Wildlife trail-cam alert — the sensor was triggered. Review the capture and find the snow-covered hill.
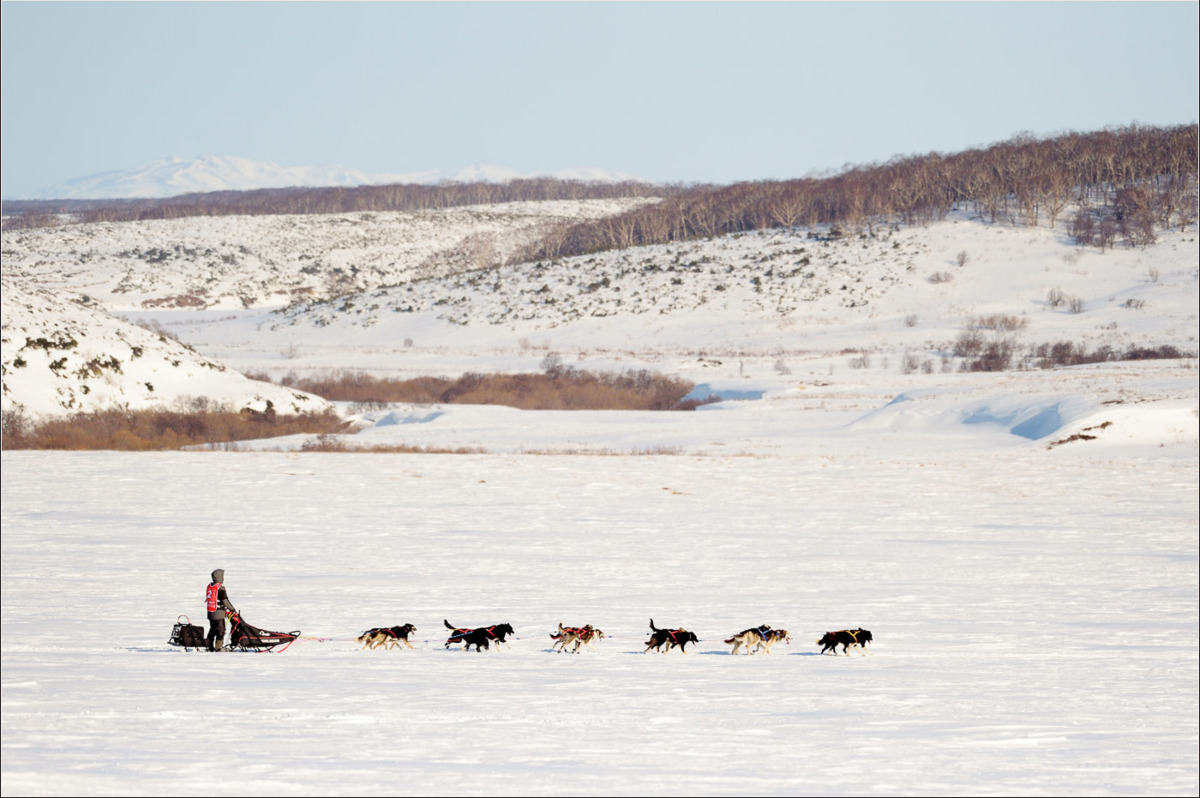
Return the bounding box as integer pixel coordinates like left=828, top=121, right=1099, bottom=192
left=21, top=155, right=644, bottom=200
left=1, top=198, right=658, bottom=310
left=270, top=215, right=1198, bottom=353
left=0, top=276, right=330, bottom=419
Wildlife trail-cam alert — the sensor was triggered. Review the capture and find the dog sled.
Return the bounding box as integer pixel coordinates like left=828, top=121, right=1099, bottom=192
left=227, top=610, right=300, bottom=652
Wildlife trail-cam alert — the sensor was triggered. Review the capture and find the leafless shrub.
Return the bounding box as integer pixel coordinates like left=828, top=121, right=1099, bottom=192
left=773, top=359, right=792, bottom=375
left=962, top=338, right=1016, bottom=372
left=1069, top=210, right=1096, bottom=246
left=967, top=314, right=1028, bottom=332
left=1147, top=267, right=1160, bottom=283
left=927, top=271, right=954, bottom=284
left=1122, top=344, right=1188, bottom=360
left=904, top=314, right=919, bottom=328
left=1123, top=298, right=1146, bottom=309
left=900, top=352, right=922, bottom=374
left=301, top=433, right=348, bottom=452
left=1031, top=341, right=1188, bottom=369
left=1048, top=288, right=1084, bottom=313
left=847, top=350, right=872, bottom=369
left=953, top=331, right=985, bottom=358
left=956, top=250, right=970, bottom=268
left=1, top=407, right=34, bottom=448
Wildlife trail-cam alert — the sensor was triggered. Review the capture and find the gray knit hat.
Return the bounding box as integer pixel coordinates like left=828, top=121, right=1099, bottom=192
left=212, top=569, right=225, bottom=583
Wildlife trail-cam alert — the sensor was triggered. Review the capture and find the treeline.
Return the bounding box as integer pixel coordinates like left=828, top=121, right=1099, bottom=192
left=259, top=367, right=710, bottom=411
left=6, top=124, right=1194, bottom=256
left=511, top=124, right=1198, bottom=262
left=1, top=178, right=676, bottom=230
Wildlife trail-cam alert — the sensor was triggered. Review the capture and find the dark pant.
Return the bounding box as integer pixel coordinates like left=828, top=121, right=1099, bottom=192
left=206, top=613, right=226, bottom=651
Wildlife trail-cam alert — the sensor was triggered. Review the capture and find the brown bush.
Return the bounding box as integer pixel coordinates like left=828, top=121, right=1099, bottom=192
left=271, top=369, right=706, bottom=411
left=1, top=407, right=348, bottom=450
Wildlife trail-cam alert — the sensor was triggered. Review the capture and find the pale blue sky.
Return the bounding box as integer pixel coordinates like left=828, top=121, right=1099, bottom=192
left=2, top=1, right=1197, bottom=198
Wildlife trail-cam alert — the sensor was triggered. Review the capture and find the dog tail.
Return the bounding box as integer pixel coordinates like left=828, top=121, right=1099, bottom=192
left=724, top=637, right=735, bottom=644
left=650, top=618, right=660, bottom=632
left=444, top=619, right=455, bottom=630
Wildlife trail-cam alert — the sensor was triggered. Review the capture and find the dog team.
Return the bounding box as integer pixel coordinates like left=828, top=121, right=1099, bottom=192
left=353, top=619, right=874, bottom=655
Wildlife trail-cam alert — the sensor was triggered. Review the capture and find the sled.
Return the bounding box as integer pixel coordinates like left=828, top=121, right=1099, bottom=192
left=227, top=610, right=300, bottom=652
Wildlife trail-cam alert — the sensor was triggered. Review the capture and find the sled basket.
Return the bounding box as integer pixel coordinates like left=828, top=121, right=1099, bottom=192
left=227, top=610, right=300, bottom=652
left=169, top=615, right=206, bottom=650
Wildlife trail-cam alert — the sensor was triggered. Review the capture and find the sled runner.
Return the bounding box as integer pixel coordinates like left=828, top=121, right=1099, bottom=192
left=168, top=615, right=206, bottom=650
left=227, top=610, right=300, bottom=652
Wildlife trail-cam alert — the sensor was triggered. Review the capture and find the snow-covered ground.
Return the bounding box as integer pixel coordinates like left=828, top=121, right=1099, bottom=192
left=2, top=205, right=1198, bottom=794
left=2, top=444, right=1197, bottom=795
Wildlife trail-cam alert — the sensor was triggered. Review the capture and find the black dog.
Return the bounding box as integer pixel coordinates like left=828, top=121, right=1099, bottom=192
left=817, top=628, right=873, bottom=656
left=444, top=620, right=515, bottom=652
left=646, top=619, right=699, bottom=654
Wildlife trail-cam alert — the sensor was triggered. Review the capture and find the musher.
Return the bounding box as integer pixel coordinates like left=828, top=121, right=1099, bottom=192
left=205, top=569, right=236, bottom=652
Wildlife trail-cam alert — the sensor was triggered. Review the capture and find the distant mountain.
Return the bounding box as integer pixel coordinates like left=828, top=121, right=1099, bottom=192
left=24, top=156, right=643, bottom=200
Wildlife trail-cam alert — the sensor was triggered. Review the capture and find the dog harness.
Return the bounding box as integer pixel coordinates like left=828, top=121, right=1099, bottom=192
left=448, top=625, right=499, bottom=641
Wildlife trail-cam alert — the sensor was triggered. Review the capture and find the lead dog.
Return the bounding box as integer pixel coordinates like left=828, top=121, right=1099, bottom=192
left=357, top=623, right=417, bottom=650
left=444, top=620, right=515, bottom=652
left=646, top=619, right=699, bottom=654
left=817, top=628, right=873, bottom=656
left=754, top=628, right=791, bottom=654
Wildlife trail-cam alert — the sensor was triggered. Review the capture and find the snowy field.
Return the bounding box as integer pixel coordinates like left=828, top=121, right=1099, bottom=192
left=2, top=439, right=1197, bottom=795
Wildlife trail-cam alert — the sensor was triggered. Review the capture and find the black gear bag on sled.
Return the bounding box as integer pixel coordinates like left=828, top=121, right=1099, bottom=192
left=227, top=610, right=300, bottom=652
left=168, top=615, right=207, bottom=650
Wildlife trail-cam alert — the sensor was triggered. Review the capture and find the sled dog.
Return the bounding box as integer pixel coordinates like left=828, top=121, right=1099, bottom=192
left=357, top=624, right=417, bottom=650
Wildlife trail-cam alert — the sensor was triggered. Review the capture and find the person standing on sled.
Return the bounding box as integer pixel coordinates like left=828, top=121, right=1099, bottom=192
left=205, top=569, right=236, bottom=652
